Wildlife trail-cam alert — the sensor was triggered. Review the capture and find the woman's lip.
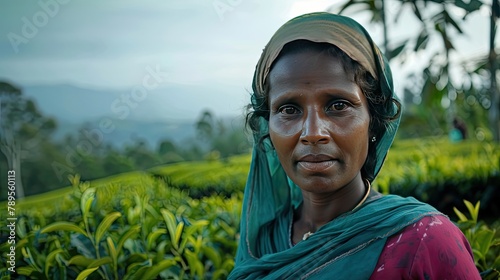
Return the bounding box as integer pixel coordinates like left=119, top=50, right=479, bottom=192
left=297, top=154, right=335, bottom=162
left=297, top=160, right=336, bottom=172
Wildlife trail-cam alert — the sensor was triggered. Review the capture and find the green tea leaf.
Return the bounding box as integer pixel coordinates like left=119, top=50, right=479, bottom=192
left=41, top=222, right=87, bottom=237
left=45, top=248, right=64, bottom=278
left=67, top=255, right=95, bottom=267
left=95, top=212, right=121, bottom=244
left=202, top=245, right=221, bottom=269
left=219, top=220, right=235, bottom=236
left=54, top=253, right=67, bottom=280
left=15, top=238, right=29, bottom=250
left=212, top=268, right=229, bottom=280
left=88, top=256, right=113, bottom=268
left=107, top=236, right=117, bottom=264
left=129, top=266, right=150, bottom=280
left=181, top=220, right=208, bottom=251
left=145, top=204, right=161, bottom=220
left=161, top=209, right=177, bottom=246
left=174, top=222, right=184, bottom=250
left=126, top=259, right=152, bottom=280
left=453, top=207, right=468, bottom=223
left=80, top=188, right=96, bottom=218
left=141, top=259, right=177, bottom=280
left=117, top=225, right=141, bottom=255
left=124, top=254, right=149, bottom=269
left=493, top=254, right=500, bottom=270
left=69, top=174, right=81, bottom=188
left=17, top=266, right=35, bottom=276
left=0, top=241, right=11, bottom=252
left=147, top=228, right=166, bottom=251
left=473, top=201, right=480, bottom=223
left=76, top=266, right=99, bottom=280
left=463, top=200, right=477, bottom=223
left=472, top=248, right=484, bottom=263
left=185, top=249, right=204, bottom=278
left=185, top=220, right=209, bottom=236
left=221, top=258, right=235, bottom=271
left=475, top=229, right=494, bottom=259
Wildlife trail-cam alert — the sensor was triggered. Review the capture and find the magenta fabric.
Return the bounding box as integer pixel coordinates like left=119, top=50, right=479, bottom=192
left=370, top=215, right=481, bottom=279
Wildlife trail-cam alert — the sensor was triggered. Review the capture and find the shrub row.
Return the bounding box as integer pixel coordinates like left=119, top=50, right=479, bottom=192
left=377, top=138, right=500, bottom=218
left=0, top=176, right=241, bottom=279
left=148, top=155, right=250, bottom=199
left=151, top=138, right=500, bottom=218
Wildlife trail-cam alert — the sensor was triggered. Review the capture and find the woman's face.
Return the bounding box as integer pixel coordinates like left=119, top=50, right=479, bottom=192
left=268, top=49, right=370, bottom=193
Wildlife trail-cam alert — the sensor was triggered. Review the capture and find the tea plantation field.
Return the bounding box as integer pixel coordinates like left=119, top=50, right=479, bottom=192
left=0, top=137, right=499, bottom=279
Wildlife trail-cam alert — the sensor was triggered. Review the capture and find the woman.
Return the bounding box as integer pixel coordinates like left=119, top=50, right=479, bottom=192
left=229, top=12, right=480, bottom=279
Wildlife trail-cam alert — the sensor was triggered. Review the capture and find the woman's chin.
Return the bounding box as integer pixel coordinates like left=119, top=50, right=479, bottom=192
left=293, top=177, right=343, bottom=194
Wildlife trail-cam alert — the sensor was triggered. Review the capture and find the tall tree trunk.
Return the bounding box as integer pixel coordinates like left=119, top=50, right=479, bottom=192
left=1, top=142, right=25, bottom=198
left=490, top=0, right=499, bottom=142
left=380, top=0, right=388, bottom=53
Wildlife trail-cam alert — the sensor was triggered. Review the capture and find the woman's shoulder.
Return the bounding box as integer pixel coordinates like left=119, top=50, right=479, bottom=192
left=370, top=215, right=481, bottom=280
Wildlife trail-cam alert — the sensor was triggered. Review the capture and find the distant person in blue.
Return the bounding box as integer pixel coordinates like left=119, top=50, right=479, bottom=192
left=450, top=117, right=467, bottom=142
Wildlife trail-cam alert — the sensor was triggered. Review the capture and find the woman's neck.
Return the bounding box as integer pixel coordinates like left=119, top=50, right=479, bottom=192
left=292, top=176, right=367, bottom=244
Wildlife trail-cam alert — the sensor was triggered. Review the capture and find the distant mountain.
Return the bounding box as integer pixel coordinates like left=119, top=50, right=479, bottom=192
left=22, top=83, right=247, bottom=122
left=23, top=84, right=124, bottom=122
left=20, top=83, right=248, bottom=147
left=54, top=118, right=198, bottom=148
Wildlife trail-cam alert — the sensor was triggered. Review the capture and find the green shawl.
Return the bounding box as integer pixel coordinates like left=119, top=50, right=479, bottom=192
left=229, top=12, right=441, bottom=279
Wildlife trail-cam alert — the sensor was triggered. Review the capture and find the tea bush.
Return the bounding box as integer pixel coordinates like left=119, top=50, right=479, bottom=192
left=0, top=176, right=241, bottom=279
left=377, top=138, right=500, bottom=217
left=1, top=138, right=499, bottom=279
left=148, top=154, right=250, bottom=199
left=454, top=201, right=500, bottom=278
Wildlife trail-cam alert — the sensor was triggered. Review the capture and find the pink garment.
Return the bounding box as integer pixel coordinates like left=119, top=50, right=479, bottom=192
left=370, top=215, right=481, bottom=279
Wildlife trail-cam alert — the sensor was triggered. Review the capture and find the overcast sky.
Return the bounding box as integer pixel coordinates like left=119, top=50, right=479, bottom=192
left=0, top=0, right=495, bottom=119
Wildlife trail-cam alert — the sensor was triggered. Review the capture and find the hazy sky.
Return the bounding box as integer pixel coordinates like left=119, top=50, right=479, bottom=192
left=0, top=0, right=495, bottom=119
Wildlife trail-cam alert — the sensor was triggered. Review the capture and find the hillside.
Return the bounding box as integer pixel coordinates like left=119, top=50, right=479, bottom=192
left=21, top=83, right=249, bottom=147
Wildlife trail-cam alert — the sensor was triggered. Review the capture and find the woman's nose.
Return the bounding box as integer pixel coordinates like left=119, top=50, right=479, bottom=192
left=300, top=111, right=331, bottom=145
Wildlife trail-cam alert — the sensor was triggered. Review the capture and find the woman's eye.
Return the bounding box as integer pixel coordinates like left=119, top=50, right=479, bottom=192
left=278, top=106, right=299, bottom=115
left=329, top=101, right=348, bottom=111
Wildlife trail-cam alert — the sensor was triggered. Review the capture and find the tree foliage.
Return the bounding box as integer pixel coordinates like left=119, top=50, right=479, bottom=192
left=332, top=0, right=496, bottom=140
left=0, top=81, right=57, bottom=198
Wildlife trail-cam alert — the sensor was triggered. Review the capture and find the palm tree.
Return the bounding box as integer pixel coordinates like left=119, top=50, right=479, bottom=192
left=196, top=110, right=215, bottom=142
left=489, top=0, right=499, bottom=141
left=331, top=0, right=494, bottom=139
left=332, top=0, right=483, bottom=60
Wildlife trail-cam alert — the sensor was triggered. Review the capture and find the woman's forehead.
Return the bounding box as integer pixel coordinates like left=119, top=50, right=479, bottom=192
left=267, top=51, right=362, bottom=103
left=269, top=49, right=351, bottom=82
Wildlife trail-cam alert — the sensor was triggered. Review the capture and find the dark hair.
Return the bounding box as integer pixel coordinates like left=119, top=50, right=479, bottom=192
left=246, top=40, right=400, bottom=181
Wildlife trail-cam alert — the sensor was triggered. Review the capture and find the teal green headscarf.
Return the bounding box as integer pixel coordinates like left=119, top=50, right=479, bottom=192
left=229, top=12, right=441, bottom=279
